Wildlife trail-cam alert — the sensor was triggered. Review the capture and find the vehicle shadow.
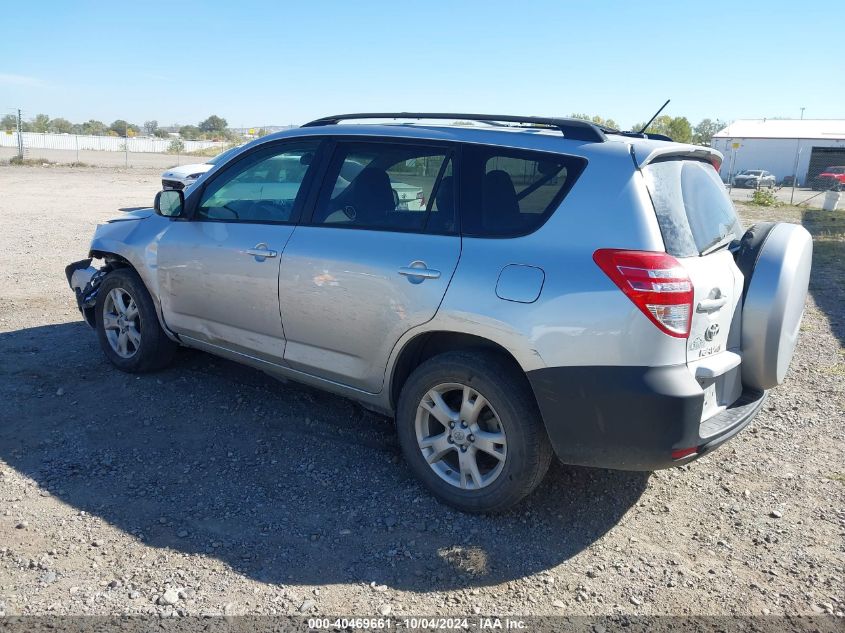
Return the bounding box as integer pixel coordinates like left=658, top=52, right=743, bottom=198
left=801, top=208, right=845, bottom=347
left=0, top=322, right=649, bottom=591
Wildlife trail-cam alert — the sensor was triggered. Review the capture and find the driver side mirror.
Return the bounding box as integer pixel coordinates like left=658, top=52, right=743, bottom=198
left=154, top=189, right=185, bottom=218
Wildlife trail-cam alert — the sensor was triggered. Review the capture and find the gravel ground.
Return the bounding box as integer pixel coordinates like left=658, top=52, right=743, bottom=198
left=0, top=165, right=843, bottom=619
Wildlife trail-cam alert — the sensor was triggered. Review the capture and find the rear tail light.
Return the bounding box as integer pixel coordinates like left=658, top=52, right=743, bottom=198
left=593, top=249, right=693, bottom=338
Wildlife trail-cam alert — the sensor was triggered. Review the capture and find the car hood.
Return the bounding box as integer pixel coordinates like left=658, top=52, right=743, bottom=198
left=162, top=163, right=212, bottom=178
left=104, top=208, right=155, bottom=223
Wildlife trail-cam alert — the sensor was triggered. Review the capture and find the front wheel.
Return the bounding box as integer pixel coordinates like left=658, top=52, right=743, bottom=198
left=396, top=351, right=552, bottom=513
left=95, top=268, right=177, bottom=372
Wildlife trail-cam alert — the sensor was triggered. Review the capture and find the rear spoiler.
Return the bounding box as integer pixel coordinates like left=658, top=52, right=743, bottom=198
left=634, top=145, right=724, bottom=171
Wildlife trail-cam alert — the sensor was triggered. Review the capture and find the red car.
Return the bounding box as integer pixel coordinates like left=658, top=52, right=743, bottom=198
left=813, top=165, right=845, bottom=190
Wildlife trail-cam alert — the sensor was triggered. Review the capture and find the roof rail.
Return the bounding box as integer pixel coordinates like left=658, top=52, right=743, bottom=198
left=613, top=130, right=675, bottom=142
left=301, top=112, right=607, bottom=143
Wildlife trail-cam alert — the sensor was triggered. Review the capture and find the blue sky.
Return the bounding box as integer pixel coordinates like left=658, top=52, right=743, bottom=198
left=0, top=0, right=838, bottom=129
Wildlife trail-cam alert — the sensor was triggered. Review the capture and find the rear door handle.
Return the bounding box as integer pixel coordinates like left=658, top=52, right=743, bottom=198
left=697, top=297, right=728, bottom=312
left=245, top=243, right=278, bottom=259
left=398, top=261, right=441, bottom=283
left=398, top=267, right=440, bottom=279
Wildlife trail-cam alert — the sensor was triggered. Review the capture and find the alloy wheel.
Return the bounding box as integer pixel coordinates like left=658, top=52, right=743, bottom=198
left=102, top=287, right=141, bottom=358
left=414, top=383, right=507, bottom=490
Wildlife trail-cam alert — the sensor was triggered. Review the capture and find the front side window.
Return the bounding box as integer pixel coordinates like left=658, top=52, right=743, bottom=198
left=196, top=141, right=320, bottom=223
left=460, top=145, right=586, bottom=237
left=312, top=142, right=455, bottom=233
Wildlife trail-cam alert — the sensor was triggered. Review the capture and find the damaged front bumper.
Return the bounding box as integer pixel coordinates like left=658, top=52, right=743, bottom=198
left=65, top=259, right=106, bottom=328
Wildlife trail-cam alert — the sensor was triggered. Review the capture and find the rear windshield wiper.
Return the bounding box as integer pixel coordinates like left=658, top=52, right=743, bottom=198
left=700, top=232, right=736, bottom=256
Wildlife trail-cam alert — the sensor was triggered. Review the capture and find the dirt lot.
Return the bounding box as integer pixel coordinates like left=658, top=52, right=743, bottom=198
left=0, top=165, right=843, bottom=619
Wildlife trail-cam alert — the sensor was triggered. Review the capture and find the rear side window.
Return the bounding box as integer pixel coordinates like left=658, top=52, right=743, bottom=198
left=643, top=159, right=742, bottom=257
left=460, top=145, right=586, bottom=237
left=311, top=141, right=455, bottom=233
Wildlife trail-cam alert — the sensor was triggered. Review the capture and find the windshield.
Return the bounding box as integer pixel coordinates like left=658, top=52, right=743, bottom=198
left=824, top=166, right=845, bottom=174
left=741, top=170, right=763, bottom=176
left=643, top=159, right=743, bottom=258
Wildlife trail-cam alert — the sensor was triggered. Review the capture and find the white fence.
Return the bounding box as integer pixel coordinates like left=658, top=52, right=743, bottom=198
left=0, top=132, right=225, bottom=154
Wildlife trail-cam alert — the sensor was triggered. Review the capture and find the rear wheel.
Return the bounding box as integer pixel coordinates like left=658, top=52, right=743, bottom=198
left=95, top=268, right=177, bottom=372
left=396, top=351, right=552, bottom=513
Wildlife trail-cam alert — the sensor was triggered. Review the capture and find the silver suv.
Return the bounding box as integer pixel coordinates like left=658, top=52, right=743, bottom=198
left=66, top=113, right=813, bottom=513
left=733, top=169, right=776, bottom=189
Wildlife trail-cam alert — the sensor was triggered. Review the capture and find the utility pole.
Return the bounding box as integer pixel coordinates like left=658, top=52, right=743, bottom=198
left=800, top=107, right=805, bottom=120
left=727, top=142, right=739, bottom=193
left=790, top=141, right=802, bottom=205
left=16, top=108, right=24, bottom=159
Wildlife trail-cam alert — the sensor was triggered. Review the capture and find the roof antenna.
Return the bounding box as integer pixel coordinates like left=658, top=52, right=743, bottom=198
left=637, top=99, right=670, bottom=134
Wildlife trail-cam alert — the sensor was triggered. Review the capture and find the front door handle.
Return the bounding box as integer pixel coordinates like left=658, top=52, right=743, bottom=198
left=398, top=261, right=441, bottom=283
left=245, top=243, right=278, bottom=260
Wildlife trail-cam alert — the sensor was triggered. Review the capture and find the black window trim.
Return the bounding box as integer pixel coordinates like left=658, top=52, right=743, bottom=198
left=457, top=143, right=588, bottom=239
left=300, top=136, right=461, bottom=236
left=182, top=138, right=328, bottom=226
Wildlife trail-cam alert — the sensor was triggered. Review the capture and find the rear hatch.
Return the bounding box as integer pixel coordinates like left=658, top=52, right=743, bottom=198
left=642, top=158, right=745, bottom=422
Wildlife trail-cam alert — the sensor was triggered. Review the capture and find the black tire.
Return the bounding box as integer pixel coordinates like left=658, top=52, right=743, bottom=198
left=95, top=267, right=177, bottom=372
left=396, top=351, right=552, bottom=513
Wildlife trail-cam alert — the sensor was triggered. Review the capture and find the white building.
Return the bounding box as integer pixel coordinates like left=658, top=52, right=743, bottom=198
left=711, top=119, right=845, bottom=185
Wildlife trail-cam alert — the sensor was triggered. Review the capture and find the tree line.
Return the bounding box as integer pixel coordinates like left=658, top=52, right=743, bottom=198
left=569, top=113, right=727, bottom=145
left=3, top=111, right=729, bottom=146
left=1, top=113, right=238, bottom=141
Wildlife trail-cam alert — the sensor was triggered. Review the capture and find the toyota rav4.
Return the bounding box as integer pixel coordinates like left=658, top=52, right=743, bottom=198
left=66, top=113, right=813, bottom=513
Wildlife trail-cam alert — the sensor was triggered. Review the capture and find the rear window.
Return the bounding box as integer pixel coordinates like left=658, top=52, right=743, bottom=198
left=460, top=145, right=586, bottom=237
left=643, top=159, right=742, bottom=258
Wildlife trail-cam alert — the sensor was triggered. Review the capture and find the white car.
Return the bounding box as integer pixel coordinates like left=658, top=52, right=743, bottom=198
left=162, top=147, right=425, bottom=209
left=161, top=146, right=241, bottom=191
left=733, top=169, right=776, bottom=189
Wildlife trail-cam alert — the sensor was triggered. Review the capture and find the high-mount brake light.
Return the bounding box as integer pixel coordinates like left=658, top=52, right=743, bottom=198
left=593, top=249, right=693, bottom=338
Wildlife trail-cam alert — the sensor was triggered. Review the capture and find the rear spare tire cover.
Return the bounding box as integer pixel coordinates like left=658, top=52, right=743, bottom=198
left=739, top=223, right=813, bottom=390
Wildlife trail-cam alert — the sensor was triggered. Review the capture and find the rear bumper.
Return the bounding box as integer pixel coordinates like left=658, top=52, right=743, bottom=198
left=527, top=365, right=765, bottom=471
